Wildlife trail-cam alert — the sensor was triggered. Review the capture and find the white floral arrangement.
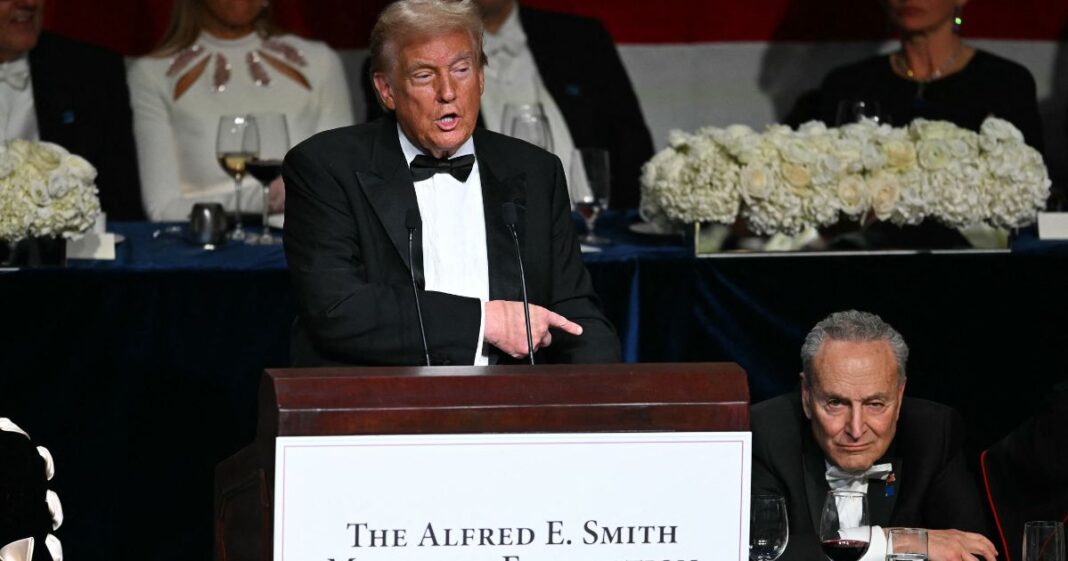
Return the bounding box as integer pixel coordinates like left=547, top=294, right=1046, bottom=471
left=640, top=117, right=1050, bottom=236
left=0, top=139, right=101, bottom=243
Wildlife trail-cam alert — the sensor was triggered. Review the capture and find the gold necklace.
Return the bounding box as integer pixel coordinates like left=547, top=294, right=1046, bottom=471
left=893, top=45, right=964, bottom=99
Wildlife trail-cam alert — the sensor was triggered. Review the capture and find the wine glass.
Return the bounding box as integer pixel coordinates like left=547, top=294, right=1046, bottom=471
left=835, top=100, right=885, bottom=126
left=887, top=528, right=929, bottom=561
left=216, top=115, right=258, bottom=241
left=1024, top=521, right=1065, bottom=561
left=819, top=490, right=870, bottom=561
left=750, top=494, right=789, bottom=561
left=245, top=113, right=289, bottom=245
left=570, top=147, right=611, bottom=245
left=501, top=102, right=544, bottom=135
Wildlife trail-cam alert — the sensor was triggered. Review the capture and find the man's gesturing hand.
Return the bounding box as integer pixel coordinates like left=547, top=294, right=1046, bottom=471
left=484, top=300, right=583, bottom=358
left=926, top=529, right=998, bottom=561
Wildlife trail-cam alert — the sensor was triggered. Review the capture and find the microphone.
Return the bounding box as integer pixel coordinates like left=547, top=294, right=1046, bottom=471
left=502, top=202, right=535, bottom=365
left=406, top=209, right=431, bottom=367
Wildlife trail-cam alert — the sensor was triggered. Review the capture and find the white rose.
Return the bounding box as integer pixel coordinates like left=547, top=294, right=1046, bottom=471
left=883, top=140, right=917, bottom=170
left=836, top=176, right=868, bottom=216
left=781, top=162, right=812, bottom=192
left=741, top=163, right=772, bottom=200
left=980, top=117, right=1024, bottom=143
left=917, top=140, right=952, bottom=170
left=869, top=174, right=901, bottom=221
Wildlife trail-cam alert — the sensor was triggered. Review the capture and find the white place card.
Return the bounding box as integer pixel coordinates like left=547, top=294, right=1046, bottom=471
left=274, top=431, right=752, bottom=561
left=65, top=233, right=115, bottom=260
left=1038, top=212, right=1068, bottom=240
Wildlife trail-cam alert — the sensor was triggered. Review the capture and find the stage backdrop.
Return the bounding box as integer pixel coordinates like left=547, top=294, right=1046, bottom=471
left=44, top=0, right=1068, bottom=186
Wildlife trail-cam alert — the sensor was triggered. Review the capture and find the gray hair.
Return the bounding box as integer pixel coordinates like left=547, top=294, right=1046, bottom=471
left=801, top=310, right=908, bottom=386
left=369, top=0, right=486, bottom=76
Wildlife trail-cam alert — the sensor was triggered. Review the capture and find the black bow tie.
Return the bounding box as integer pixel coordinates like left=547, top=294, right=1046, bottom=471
left=409, top=154, right=476, bottom=183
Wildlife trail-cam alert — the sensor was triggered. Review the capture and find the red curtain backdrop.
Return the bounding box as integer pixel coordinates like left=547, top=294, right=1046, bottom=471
left=44, top=0, right=1068, bottom=56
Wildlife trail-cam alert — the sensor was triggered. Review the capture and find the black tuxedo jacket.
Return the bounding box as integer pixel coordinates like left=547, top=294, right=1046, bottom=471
left=751, top=393, right=992, bottom=561
left=362, top=5, right=654, bottom=209
left=282, top=115, right=620, bottom=366
left=29, top=32, right=144, bottom=220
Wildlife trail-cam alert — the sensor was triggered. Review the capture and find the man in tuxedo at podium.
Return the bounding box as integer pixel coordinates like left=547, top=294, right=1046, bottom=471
left=283, top=0, right=620, bottom=367
left=752, top=310, right=998, bottom=561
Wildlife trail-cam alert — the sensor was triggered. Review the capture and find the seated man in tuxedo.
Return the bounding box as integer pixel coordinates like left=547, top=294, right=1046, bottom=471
left=0, top=0, right=144, bottom=220
left=752, top=310, right=998, bottom=561
left=362, top=0, right=654, bottom=209
left=283, top=0, right=620, bottom=367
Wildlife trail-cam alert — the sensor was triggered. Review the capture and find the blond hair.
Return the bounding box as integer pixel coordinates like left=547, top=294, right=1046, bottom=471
left=153, top=0, right=283, bottom=57
left=368, top=0, right=486, bottom=75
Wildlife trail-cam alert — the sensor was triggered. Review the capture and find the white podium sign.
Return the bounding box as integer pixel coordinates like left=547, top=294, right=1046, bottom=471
left=274, top=432, right=751, bottom=561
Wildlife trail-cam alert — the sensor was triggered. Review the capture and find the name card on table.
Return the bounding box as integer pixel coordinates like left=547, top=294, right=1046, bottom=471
left=274, top=431, right=752, bottom=561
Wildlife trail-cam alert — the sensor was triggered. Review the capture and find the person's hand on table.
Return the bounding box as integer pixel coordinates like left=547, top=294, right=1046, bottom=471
left=926, top=528, right=998, bottom=561
left=484, top=300, right=582, bottom=358
left=268, top=177, right=285, bottom=213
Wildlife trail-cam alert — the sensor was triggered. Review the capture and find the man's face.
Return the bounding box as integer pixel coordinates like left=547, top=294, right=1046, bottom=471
left=0, top=0, right=44, bottom=63
left=373, top=30, right=483, bottom=159
left=801, top=339, right=905, bottom=472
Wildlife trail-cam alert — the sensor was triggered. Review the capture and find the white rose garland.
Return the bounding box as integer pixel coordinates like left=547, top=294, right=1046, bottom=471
left=640, top=117, right=1050, bottom=235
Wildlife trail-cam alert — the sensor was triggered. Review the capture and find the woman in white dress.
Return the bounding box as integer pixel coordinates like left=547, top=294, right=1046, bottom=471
left=128, top=0, right=354, bottom=222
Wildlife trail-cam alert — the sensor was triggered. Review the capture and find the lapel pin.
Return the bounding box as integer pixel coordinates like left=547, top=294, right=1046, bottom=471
left=885, top=473, right=896, bottom=497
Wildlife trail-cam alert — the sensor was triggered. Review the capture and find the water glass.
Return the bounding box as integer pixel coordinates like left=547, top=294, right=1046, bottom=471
left=750, top=494, right=789, bottom=561
left=887, top=528, right=928, bottom=561
left=1024, top=521, right=1065, bottom=561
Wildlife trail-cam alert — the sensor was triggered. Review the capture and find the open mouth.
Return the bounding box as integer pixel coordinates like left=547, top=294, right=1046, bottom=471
left=435, top=113, right=460, bottom=131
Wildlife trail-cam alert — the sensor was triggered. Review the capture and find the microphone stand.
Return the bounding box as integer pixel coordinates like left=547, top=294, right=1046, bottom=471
left=502, top=203, right=535, bottom=365
left=406, top=209, right=431, bottom=367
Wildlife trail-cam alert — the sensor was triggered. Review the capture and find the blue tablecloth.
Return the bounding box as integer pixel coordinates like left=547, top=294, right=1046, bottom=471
left=3, top=214, right=1068, bottom=561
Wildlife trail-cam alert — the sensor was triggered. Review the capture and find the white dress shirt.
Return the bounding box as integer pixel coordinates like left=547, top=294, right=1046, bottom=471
left=0, top=56, right=39, bottom=141
left=482, top=6, right=575, bottom=184
left=824, top=460, right=889, bottom=561
left=398, top=126, right=491, bottom=365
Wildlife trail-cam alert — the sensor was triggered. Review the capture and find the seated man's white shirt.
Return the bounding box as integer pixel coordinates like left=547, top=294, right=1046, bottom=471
left=0, top=56, right=39, bottom=141
left=481, top=6, right=575, bottom=185
left=825, top=460, right=888, bottom=561
left=398, top=126, right=491, bottom=365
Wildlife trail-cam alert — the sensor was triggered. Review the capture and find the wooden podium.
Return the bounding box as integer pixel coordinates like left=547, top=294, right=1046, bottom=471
left=214, top=362, right=750, bottom=561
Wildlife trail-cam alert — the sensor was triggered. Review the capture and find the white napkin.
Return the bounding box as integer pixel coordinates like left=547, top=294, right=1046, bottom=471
left=37, top=446, right=54, bottom=481
left=0, top=418, right=28, bottom=437
left=44, top=535, right=62, bottom=561
left=46, top=490, right=63, bottom=531
left=0, top=538, right=33, bottom=561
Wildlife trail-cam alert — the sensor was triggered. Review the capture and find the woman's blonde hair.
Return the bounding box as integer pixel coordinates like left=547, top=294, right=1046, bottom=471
left=153, top=0, right=283, bottom=57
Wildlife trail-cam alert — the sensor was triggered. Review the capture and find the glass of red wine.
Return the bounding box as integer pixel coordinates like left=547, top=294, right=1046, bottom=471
left=819, top=490, right=871, bottom=561
left=245, top=113, right=289, bottom=245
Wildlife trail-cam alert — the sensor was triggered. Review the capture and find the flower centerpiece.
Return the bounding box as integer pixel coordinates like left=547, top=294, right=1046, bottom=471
left=0, top=139, right=101, bottom=265
left=640, top=117, right=1050, bottom=245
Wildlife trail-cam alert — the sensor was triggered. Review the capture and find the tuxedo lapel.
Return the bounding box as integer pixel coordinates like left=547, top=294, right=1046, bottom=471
left=475, top=131, right=526, bottom=302
left=356, top=117, right=423, bottom=285
left=802, top=428, right=831, bottom=533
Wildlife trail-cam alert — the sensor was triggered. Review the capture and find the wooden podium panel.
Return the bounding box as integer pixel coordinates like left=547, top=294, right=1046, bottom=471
left=215, top=362, right=749, bottom=561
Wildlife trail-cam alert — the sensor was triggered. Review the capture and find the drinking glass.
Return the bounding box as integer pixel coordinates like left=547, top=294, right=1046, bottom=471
left=569, top=147, right=611, bottom=245
left=510, top=113, right=554, bottom=152
left=501, top=102, right=544, bottom=134
left=835, top=100, right=885, bottom=126
left=887, top=528, right=929, bottom=561
left=819, top=490, right=871, bottom=561
left=1024, top=521, right=1065, bottom=561
left=245, top=113, right=289, bottom=245
left=750, top=495, right=789, bottom=561
left=216, top=115, right=258, bottom=241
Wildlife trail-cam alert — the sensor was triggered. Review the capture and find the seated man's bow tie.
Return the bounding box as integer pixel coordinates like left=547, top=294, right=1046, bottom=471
left=825, top=462, right=893, bottom=492
left=0, top=59, right=30, bottom=90
left=410, top=154, right=476, bottom=183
